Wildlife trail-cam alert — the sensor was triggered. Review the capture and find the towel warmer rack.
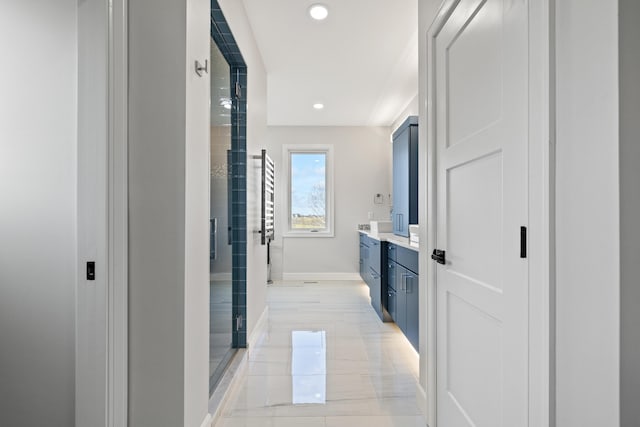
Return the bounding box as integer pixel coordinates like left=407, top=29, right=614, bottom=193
left=260, top=149, right=275, bottom=245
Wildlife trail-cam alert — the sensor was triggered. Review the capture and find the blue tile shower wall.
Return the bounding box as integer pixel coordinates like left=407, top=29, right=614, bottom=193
left=211, top=0, right=248, bottom=348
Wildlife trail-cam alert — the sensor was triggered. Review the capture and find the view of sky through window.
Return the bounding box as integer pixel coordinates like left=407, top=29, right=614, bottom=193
left=290, top=152, right=326, bottom=229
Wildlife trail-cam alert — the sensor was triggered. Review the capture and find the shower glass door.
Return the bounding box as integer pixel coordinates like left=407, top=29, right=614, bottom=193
left=209, top=37, right=234, bottom=392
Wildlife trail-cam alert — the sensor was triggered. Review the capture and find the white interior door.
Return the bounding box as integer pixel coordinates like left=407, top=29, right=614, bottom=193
left=433, top=0, right=529, bottom=426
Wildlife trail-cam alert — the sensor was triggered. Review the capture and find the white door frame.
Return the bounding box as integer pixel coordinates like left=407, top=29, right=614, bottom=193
left=106, top=0, right=129, bottom=425
left=77, top=0, right=128, bottom=426
left=423, top=1, right=553, bottom=426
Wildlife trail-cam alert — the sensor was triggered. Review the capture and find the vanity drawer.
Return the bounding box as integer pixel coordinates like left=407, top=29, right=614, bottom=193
left=395, top=245, right=418, bottom=274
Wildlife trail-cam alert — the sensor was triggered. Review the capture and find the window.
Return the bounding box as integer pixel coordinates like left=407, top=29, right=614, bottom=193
left=284, top=145, right=334, bottom=237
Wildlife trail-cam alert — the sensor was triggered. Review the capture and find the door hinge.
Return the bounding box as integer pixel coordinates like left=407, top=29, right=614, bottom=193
left=235, top=314, right=243, bottom=331
left=520, top=226, right=527, bottom=258
left=235, top=81, right=242, bottom=99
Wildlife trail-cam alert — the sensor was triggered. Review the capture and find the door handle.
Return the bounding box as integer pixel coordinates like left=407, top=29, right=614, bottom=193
left=431, top=249, right=446, bottom=265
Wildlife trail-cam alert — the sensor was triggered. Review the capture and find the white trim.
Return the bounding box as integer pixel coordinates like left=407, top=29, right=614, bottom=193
left=248, top=307, right=269, bottom=349
left=527, top=0, right=553, bottom=425
left=423, top=1, right=552, bottom=426
left=282, top=144, right=335, bottom=238
left=416, top=383, right=428, bottom=419
left=76, top=1, right=128, bottom=425
left=77, top=0, right=109, bottom=424
left=199, top=413, right=213, bottom=427
left=281, top=273, right=362, bottom=282
left=107, top=0, right=129, bottom=426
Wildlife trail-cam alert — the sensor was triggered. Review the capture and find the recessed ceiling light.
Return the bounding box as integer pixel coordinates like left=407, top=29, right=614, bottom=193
left=313, top=103, right=324, bottom=110
left=309, top=4, right=328, bottom=20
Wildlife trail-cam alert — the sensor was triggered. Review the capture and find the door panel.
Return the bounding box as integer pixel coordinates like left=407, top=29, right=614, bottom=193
left=446, top=292, right=502, bottom=427
left=447, top=152, right=503, bottom=289
left=447, top=0, right=503, bottom=146
left=435, top=0, right=529, bottom=425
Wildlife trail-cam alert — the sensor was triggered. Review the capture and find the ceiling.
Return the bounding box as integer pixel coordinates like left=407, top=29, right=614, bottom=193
left=241, top=0, right=419, bottom=127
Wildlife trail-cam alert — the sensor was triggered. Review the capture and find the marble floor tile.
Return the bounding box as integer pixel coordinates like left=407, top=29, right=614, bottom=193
left=325, top=415, right=426, bottom=427
left=216, top=416, right=326, bottom=427
left=212, top=280, right=426, bottom=427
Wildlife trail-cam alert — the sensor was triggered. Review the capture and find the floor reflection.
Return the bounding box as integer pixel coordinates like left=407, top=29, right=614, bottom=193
left=291, top=330, right=326, bottom=404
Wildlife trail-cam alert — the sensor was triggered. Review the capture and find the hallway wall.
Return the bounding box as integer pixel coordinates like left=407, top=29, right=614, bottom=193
left=265, top=126, right=392, bottom=281
left=128, top=0, right=211, bottom=425
left=0, top=1, right=78, bottom=425
left=555, top=0, right=620, bottom=425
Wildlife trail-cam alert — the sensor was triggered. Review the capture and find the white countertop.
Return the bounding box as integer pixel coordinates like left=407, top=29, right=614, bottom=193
left=358, top=230, right=419, bottom=252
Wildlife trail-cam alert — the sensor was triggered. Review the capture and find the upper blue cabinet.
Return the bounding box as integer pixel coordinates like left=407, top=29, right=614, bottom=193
left=392, top=116, right=419, bottom=237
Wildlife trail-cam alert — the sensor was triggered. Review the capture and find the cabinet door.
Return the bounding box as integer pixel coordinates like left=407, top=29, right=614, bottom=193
left=387, top=286, right=397, bottom=324
left=369, top=239, right=381, bottom=273
left=369, top=267, right=383, bottom=320
left=362, top=244, right=370, bottom=284
left=395, top=265, right=408, bottom=333
left=404, top=270, right=419, bottom=351
left=359, top=243, right=366, bottom=280
left=393, top=127, right=410, bottom=236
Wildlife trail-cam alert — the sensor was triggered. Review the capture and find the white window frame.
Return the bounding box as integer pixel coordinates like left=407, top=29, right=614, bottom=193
left=283, top=144, right=334, bottom=238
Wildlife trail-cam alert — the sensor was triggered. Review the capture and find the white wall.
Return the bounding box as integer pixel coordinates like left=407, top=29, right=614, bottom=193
left=0, top=1, right=77, bottom=426
left=619, top=0, right=640, bottom=425
left=184, top=0, right=211, bottom=424
left=555, top=1, right=620, bottom=425
left=218, top=0, right=269, bottom=340
left=128, top=0, right=210, bottom=425
left=265, top=126, right=392, bottom=280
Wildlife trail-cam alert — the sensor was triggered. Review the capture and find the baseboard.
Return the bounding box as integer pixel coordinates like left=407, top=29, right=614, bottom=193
left=248, top=306, right=269, bottom=349
left=210, top=272, right=232, bottom=281
left=282, top=272, right=362, bottom=281
left=208, top=349, right=249, bottom=426
left=416, top=382, right=428, bottom=422
left=199, top=413, right=213, bottom=427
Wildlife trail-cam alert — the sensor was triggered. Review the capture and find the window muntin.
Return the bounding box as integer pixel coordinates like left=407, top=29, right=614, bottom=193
left=284, top=145, right=334, bottom=237
left=290, top=152, right=327, bottom=231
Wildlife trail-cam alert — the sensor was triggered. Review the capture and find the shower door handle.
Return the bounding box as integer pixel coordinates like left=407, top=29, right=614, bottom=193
left=210, top=218, right=218, bottom=260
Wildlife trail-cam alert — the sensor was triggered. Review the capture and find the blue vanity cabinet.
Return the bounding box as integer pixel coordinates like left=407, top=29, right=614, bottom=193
left=359, top=233, right=369, bottom=281
left=386, top=242, right=419, bottom=351
left=392, top=116, right=419, bottom=237
left=360, top=233, right=387, bottom=322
